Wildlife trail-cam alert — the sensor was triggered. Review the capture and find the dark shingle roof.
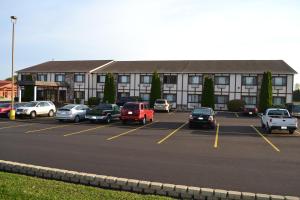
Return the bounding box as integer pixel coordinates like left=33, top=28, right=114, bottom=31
left=17, top=60, right=113, bottom=73
left=95, top=60, right=296, bottom=74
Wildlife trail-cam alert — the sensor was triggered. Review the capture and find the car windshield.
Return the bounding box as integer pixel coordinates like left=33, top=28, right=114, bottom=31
left=24, top=102, right=38, bottom=107
left=61, top=105, right=76, bottom=110
left=123, top=103, right=139, bottom=110
left=96, top=104, right=112, bottom=110
left=268, top=110, right=290, bottom=117
left=14, top=103, right=26, bottom=108
left=155, top=100, right=166, bottom=104
left=293, top=105, right=300, bottom=112
left=192, top=108, right=211, bottom=115
left=0, top=103, right=10, bottom=108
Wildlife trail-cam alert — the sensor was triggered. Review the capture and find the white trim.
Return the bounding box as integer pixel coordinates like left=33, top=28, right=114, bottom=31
left=89, top=60, right=115, bottom=73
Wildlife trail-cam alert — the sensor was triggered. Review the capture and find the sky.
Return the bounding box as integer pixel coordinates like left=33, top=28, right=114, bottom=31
left=1, top=0, right=300, bottom=85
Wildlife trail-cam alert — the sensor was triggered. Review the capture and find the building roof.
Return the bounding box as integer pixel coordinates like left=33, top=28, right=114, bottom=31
left=0, top=80, right=13, bottom=87
left=95, top=60, right=297, bottom=74
left=17, top=60, right=114, bottom=73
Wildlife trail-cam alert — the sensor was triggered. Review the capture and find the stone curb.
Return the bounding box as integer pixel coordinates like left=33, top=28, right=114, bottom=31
left=0, top=160, right=299, bottom=200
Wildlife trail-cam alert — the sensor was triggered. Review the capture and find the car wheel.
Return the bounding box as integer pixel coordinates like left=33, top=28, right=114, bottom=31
left=149, top=118, right=153, bottom=123
left=122, top=120, right=127, bottom=124
left=106, top=116, right=112, bottom=124
left=74, top=115, right=80, bottom=123
left=289, top=130, right=294, bottom=134
left=48, top=110, right=54, bottom=117
left=90, top=120, right=95, bottom=124
left=30, top=111, right=36, bottom=119
left=140, top=117, right=146, bottom=125
left=58, top=119, right=64, bottom=122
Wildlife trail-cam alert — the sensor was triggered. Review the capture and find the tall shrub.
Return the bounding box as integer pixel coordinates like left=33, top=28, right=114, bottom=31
left=103, top=73, right=116, bottom=103
left=201, top=77, right=214, bottom=109
left=259, top=71, right=273, bottom=112
left=149, top=71, right=161, bottom=107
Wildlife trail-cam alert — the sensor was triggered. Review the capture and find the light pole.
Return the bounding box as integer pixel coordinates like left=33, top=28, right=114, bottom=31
left=9, top=16, right=17, bottom=120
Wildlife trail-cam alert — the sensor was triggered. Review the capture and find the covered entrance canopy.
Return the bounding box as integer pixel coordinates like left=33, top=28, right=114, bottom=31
left=17, top=81, right=68, bottom=102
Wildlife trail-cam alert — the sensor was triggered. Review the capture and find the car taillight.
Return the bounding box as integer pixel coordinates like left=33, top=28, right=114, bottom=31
left=208, top=116, right=213, bottom=121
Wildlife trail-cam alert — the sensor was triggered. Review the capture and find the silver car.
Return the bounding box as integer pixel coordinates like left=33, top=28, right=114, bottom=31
left=56, top=104, right=89, bottom=123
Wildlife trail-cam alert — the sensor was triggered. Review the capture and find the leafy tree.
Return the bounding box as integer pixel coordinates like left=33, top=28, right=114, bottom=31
left=201, top=77, right=214, bottom=109
left=149, top=71, right=161, bottom=107
left=22, top=75, right=34, bottom=102
left=259, top=71, right=273, bottom=112
left=5, top=75, right=17, bottom=82
left=293, top=89, right=300, bottom=102
left=103, top=73, right=116, bottom=103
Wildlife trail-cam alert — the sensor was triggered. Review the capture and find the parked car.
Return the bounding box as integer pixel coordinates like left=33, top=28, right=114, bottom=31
left=243, top=105, right=258, bottom=116
left=86, top=103, right=120, bottom=123
left=0, top=102, right=27, bottom=118
left=56, top=104, right=89, bottom=123
left=286, top=103, right=300, bottom=118
left=120, top=102, right=154, bottom=125
left=261, top=108, right=298, bottom=134
left=189, top=107, right=216, bottom=129
left=116, top=96, right=140, bottom=107
left=154, top=99, right=170, bottom=112
left=16, top=101, right=56, bottom=119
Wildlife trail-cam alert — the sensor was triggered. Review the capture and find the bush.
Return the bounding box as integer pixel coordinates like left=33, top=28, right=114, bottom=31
left=88, top=97, right=100, bottom=106
left=227, top=99, right=245, bottom=112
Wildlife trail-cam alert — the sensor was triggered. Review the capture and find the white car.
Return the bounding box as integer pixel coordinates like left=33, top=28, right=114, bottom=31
left=261, top=108, right=298, bottom=134
left=16, top=101, right=56, bottom=119
left=154, top=99, right=170, bottom=112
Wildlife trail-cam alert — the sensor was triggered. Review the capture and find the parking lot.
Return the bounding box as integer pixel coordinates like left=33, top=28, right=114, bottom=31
left=0, top=111, right=300, bottom=196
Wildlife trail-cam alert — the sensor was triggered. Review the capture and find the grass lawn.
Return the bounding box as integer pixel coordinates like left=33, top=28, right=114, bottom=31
left=0, top=171, right=173, bottom=200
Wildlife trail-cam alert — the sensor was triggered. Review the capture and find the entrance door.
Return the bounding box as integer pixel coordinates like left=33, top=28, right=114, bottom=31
left=59, top=90, right=66, bottom=102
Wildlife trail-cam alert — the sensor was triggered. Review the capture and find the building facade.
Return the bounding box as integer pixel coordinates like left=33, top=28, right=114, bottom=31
left=0, top=80, right=17, bottom=101
left=17, top=60, right=296, bottom=110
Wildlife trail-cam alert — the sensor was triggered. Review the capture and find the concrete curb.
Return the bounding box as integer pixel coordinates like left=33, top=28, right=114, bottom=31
left=0, top=160, right=299, bottom=200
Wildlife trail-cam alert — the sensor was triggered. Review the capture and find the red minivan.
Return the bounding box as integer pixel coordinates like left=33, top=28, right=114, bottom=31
left=120, top=102, right=154, bottom=125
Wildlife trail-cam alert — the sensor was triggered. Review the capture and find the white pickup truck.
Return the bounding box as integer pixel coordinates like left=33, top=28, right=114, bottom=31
left=261, top=108, right=298, bottom=134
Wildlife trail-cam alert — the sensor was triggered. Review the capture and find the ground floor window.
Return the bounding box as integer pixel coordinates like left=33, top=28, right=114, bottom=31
left=163, top=94, right=176, bottom=102
left=188, top=94, right=201, bottom=103
left=215, top=95, right=229, bottom=104
left=140, top=93, right=150, bottom=101
left=74, top=91, right=85, bottom=99
left=96, top=92, right=104, bottom=101
left=242, top=96, right=256, bottom=105
left=273, top=97, right=286, bottom=106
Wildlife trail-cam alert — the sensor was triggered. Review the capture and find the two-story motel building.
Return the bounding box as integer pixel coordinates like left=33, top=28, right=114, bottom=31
left=17, top=60, right=296, bottom=110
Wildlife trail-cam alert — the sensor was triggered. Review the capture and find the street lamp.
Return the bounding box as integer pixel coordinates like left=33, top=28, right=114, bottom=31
left=9, top=16, right=17, bottom=120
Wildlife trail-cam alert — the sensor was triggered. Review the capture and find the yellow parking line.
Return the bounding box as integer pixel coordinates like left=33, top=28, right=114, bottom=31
left=0, top=123, right=32, bottom=130
left=107, top=121, right=158, bottom=141
left=251, top=125, right=280, bottom=152
left=214, top=123, right=220, bottom=148
left=64, top=124, right=112, bottom=137
left=25, top=125, right=70, bottom=133
left=157, top=122, right=188, bottom=144
left=295, top=130, right=300, bottom=135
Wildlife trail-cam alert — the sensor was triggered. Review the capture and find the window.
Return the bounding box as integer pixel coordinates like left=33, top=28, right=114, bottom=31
left=55, top=74, right=65, bottom=82
left=21, top=74, right=32, bottom=81
left=163, top=75, right=177, bottom=84
left=74, top=91, right=85, bottom=99
left=242, top=96, right=257, bottom=105
left=188, top=94, right=201, bottom=103
left=96, top=92, right=104, bottom=100
left=215, top=76, right=229, bottom=85
left=272, top=77, right=287, bottom=86
left=37, top=74, right=47, bottom=81
left=118, top=92, right=130, bottom=99
left=188, top=75, right=202, bottom=85
left=163, top=94, right=176, bottom=102
left=242, top=76, right=257, bottom=85
left=118, top=75, right=130, bottom=83
left=215, top=95, right=229, bottom=104
left=74, top=74, right=85, bottom=82
left=140, top=75, right=152, bottom=84
left=140, top=93, right=150, bottom=101
left=273, top=97, right=286, bottom=105
left=97, top=75, right=106, bottom=83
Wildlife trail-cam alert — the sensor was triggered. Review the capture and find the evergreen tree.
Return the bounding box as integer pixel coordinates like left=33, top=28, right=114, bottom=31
left=259, top=71, right=273, bottom=112
left=103, top=73, right=116, bottom=103
left=149, top=71, right=161, bottom=107
left=201, top=77, right=214, bottom=109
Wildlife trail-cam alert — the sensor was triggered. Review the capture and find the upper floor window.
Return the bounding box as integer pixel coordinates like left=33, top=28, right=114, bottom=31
left=188, top=94, right=201, bottom=103
left=140, top=75, right=152, bottom=84
left=242, top=96, right=257, bottom=105
left=188, top=75, right=202, bottom=85
left=163, top=75, right=177, bottom=84
left=215, top=76, right=229, bottom=85
left=242, top=76, right=257, bottom=86
left=74, top=74, right=85, bottom=83
left=118, top=75, right=130, bottom=83
left=272, top=77, right=286, bottom=86
left=215, top=95, right=229, bottom=104
left=55, top=74, right=65, bottom=82
left=37, top=74, right=47, bottom=82
left=21, top=74, right=32, bottom=81
left=97, top=75, right=106, bottom=83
